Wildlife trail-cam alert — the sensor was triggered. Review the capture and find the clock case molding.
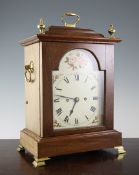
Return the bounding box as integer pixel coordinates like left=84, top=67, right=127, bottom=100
left=20, top=26, right=122, bottom=159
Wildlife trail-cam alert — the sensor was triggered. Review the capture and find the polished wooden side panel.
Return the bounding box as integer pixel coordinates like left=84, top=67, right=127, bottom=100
left=105, top=45, right=114, bottom=129
left=20, top=129, right=122, bottom=158
left=24, top=43, right=41, bottom=136
left=39, top=42, right=43, bottom=137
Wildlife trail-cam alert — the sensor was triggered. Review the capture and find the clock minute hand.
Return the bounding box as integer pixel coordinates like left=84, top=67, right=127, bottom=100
left=55, top=95, right=74, bottom=100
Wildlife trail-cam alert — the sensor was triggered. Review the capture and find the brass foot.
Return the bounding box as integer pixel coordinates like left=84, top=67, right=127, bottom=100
left=32, top=157, right=50, bottom=168
left=17, top=144, right=25, bottom=152
left=114, top=146, right=126, bottom=154
left=117, top=153, right=126, bottom=160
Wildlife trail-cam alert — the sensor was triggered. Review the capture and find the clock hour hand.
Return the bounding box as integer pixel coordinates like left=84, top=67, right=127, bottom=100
left=69, top=97, right=79, bottom=116
left=55, top=95, right=74, bottom=100
left=69, top=102, right=76, bottom=116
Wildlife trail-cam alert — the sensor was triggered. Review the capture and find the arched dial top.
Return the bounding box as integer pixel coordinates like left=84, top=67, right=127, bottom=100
left=52, top=49, right=104, bottom=130
left=59, top=49, right=99, bottom=72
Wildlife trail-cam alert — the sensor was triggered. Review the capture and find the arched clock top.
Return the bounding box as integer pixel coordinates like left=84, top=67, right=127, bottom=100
left=58, top=49, right=100, bottom=73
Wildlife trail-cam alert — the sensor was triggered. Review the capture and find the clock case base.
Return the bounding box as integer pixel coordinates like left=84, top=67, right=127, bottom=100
left=19, top=128, right=122, bottom=159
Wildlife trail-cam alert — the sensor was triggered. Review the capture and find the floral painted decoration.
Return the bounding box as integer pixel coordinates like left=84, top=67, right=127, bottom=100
left=65, top=55, right=87, bottom=70
left=53, top=120, right=62, bottom=127
left=52, top=74, right=63, bottom=83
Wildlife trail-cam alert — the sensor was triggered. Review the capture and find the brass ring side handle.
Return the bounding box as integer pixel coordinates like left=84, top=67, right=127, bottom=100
left=61, top=12, right=80, bottom=28
left=24, top=61, right=35, bottom=83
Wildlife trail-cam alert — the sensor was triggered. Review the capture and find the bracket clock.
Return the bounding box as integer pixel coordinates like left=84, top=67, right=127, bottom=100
left=17, top=13, right=126, bottom=167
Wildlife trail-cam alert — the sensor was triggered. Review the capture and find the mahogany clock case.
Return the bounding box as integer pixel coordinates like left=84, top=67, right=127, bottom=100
left=20, top=26, right=122, bottom=159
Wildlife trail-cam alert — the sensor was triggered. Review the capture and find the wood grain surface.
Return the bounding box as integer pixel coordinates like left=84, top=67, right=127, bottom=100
left=20, top=128, right=122, bottom=158
left=24, top=43, right=42, bottom=136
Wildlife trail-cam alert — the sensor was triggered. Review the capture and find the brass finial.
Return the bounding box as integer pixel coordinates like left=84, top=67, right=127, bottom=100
left=108, top=24, right=116, bottom=38
left=37, top=18, right=46, bottom=34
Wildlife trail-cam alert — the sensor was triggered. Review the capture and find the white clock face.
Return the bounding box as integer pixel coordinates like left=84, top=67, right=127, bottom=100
left=52, top=49, right=104, bottom=130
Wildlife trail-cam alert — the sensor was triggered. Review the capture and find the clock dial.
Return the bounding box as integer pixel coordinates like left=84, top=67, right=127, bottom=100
left=53, top=49, right=104, bottom=130
left=53, top=72, right=103, bottom=129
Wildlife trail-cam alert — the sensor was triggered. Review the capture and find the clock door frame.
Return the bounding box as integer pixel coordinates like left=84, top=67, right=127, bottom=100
left=42, top=42, right=114, bottom=137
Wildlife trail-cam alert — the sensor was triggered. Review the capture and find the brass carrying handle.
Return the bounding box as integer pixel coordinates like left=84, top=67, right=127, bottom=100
left=61, top=12, right=80, bottom=28
left=24, top=61, right=35, bottom=83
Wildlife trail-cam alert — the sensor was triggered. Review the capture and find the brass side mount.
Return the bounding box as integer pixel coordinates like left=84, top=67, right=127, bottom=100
left=25, top=61, right=35, bottom=83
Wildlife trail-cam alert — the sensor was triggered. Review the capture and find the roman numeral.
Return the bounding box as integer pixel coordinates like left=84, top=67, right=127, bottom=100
left=85, top=115, right=89, bottom=121
left=55, top=87, right=62, bottom=91
left=64, top=116, right=69, bottom=123
left=75, top=118, right=78, bottom=125
left=54, top=98, right=60, bottom=103
left=90, top=106, right=96, bottom=112
left=75, top=74, right=79, bottom=81
left=91, top=86, right=96, bottom=90
left=56, top=108, right=62, bottom=116
left=93, top=96, right=98, bottom=100
left=64, top=77, right=69, bottom=83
